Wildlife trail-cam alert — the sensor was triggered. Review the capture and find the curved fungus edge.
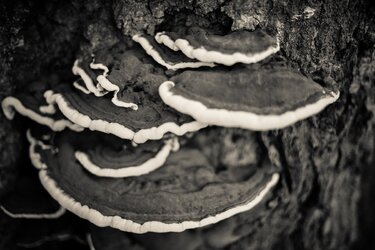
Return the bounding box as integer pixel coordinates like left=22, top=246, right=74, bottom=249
left=37, top=168, right=279, bottom=234
left=74, top=137, right=180, bottom=178
left=45, top=90, right=207, bottom=144
left=1, top=96, right=84, bottom=132
left=159, top=81, right=340, bottom=131
left=133, top=34, right=216, bottom=70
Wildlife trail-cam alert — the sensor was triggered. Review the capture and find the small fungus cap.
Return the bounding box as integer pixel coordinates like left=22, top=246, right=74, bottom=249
left=38, top=129, right=178, bottom=178
left=156, top=27, right=279, bottom=66
left=133, top=34, right=215, bottom=70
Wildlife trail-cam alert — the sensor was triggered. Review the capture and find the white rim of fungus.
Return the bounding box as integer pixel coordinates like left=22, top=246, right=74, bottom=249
left=45, top=90, right=206, bottom=144
left=90, top=61, right=109, bottom=77
left=72, top=60, right=107, bottom=97
left=1, top=96, right=84, bottom=132
left=159, top=81, right=340, bottom=131
left=38, top=166, right=279, bottom=233
left=26, top=129, right=49, bottom=170
left=155, top=32, right=180, bottom=51
left=174, top=38, right=280, bottom=66
left=75, top=137, right=180, bottom=178
left=132, top=34, right=216, bottom=70
left=0, top=205, right=66, bottom=219
left=96, top=75, right=139, bottom=110
left=73, top=81, right=91, bottom=94
left=39, top=92, right=56, bottom=115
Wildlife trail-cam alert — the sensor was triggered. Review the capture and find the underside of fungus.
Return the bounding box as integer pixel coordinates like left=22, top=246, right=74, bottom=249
left=159, top=63, right=340, bottom=130
left=27, top=127, right=279, bottom=234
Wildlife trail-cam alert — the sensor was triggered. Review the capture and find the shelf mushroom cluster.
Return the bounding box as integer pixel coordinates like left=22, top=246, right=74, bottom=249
left=1, top=25, right=339, bottom=244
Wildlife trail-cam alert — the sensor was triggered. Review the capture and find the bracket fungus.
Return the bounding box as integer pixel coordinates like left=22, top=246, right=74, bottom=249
left=31, top=128, right=180, bottom=178
left=159, top=64, right=340, bottom=130
left=2, top=20, right=341, bottom=242
left=155, top=27, right=280, bottom=66
left=1, top=79, right=83, bottom=132
left=75, top=136, right=179, bottom=178
left=28, top=127, right=279, bottom=234
left=133, top=34, right=216, bottom=70
left=44, top=84, right=205, bottom=144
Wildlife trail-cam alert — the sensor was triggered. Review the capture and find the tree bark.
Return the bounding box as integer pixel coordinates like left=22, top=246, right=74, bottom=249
left=0, top=0, right=374, bottom=249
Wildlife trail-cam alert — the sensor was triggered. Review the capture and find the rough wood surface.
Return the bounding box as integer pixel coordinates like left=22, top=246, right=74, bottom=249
left=0, top=0, right=374, bottom=249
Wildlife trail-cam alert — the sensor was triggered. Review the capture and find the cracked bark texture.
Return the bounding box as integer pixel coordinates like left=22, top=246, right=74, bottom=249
left=0, top=0, right=374, bottom=249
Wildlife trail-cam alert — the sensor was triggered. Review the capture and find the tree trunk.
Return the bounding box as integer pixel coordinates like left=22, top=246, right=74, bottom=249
left=0, top=0, right=374, bottom=249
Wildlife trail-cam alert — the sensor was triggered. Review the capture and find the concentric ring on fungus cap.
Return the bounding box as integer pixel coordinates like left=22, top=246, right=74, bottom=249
left=44, top=84, right=206, bottom=144
left=28, top=129, right=280, bottom=234
left=159, top=64, right=340, bottom=131
left=155, top=27, right=280, bottom=66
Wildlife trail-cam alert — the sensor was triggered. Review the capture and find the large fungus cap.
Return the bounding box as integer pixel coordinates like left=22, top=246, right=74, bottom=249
left=155, top=27, right=279, bottom=66
left=1, top=79, right=83, bottom=132
left=30, top=127, right=279, bottom=233
left=132, top=34, right=215, bottom=70
left=46, top=82, right=205, bottom=144
left=159, top=63, right=340, bottom=131
left=0, top=170, right=65, bottom=219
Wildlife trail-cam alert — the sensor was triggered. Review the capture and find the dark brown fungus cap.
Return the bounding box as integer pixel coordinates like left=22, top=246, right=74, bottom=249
left=1, top=79, right=83, bottom=132
left=132, top=34, right=215, bottom=70
left=30, top=128, right=178, bottom=178
left=0, top=169, right=64, bottom=219
left=159, top=63, right=340, bottom=131
left=45, top=81, right=205, bottom=143
left=155, top=27, right=279, bottom=66
left=29, top=127, right=279, bottom=233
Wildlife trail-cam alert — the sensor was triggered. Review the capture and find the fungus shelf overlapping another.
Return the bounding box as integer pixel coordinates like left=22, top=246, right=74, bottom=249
left=1, top=23, right=340, bottom=243
left=2, top=79, right=83, bottom=132
left=155, top=27, right=280, bottom=66
left=28, top=126, right=279, bottom=233
left=159, top=64, right=339, bottom=130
